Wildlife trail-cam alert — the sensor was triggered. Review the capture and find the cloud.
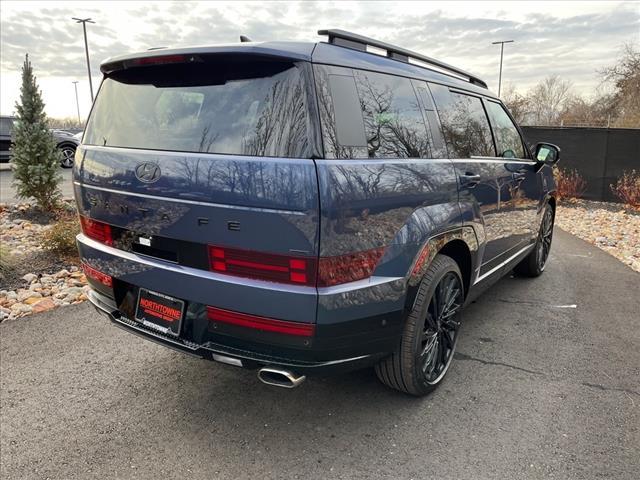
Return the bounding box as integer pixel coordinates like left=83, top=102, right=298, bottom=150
left=0, top=0, right=638, bottom=117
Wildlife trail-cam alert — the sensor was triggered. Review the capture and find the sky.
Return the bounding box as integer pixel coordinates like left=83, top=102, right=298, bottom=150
left=1, top=1, right=639, bottom=120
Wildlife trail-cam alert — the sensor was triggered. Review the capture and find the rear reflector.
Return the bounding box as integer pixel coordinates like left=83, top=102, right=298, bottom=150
left=81, top=262, right=113, bottom=288
left=318, top=247, right=385, bottom=287
left=80, top=216, right=113, bottom=246
left=411, top=244, right=430, bottom=277
left=207, top=306, right=315, bottom=337
left=208, top=245, right=316, bottom=286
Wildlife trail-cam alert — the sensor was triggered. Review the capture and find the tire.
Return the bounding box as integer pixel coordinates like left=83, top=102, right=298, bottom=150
left=375, top=254, right=464, bottom=396
left=514, top=203, right=554, bottom=277
left=58, top=144, right=76, bottom=168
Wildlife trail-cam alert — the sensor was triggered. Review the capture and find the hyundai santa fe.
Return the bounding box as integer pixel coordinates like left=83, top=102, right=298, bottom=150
left=75, top=29, right=560, bottom=396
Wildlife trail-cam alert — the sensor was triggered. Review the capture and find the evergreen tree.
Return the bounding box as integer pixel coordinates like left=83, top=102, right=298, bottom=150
left=11, top=54, right=62, bottom=210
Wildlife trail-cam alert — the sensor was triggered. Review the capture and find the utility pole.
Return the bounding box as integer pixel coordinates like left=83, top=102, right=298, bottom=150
left=492, top=40, right=514, bottom=97
left=72, top=81, right=81, bottom=124
left=72, top=17, right=96, bottom=102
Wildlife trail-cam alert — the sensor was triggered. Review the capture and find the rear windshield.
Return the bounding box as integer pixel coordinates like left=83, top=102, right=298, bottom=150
left=84, top=57, right=314, bottom=158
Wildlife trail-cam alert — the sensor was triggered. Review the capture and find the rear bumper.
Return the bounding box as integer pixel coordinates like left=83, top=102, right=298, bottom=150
left=78, top=234, right=405, bottom=374
left=87, top=288, right=383, bottom=374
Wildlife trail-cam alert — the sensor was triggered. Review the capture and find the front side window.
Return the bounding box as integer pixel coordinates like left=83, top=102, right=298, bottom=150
left=484, top=101, right=525, bottom=158
left=84, top=58, right=313, bottom=158
left=430, top=84, right=495, bottom=158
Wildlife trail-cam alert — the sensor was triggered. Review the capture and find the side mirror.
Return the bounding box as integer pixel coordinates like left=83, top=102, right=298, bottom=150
left=534, top=142, right=560, bottom=165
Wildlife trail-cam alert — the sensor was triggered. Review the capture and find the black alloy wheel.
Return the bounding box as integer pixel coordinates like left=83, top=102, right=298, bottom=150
left=536, top=206, right=554, bottom=272
left=515, top=203, right=555, bottom=277
left=420, top=271, right=463, bottom=384
left=375, top=254, right=464, bottom=396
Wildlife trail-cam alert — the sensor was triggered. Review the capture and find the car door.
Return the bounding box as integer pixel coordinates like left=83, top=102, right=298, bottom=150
left=428, top=84, right=524, bottom=277
left=483, top=100, right=541, bottom=250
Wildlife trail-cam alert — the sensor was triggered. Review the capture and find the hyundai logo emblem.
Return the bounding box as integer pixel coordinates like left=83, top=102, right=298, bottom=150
left=135, top=162, right=161, bottom=183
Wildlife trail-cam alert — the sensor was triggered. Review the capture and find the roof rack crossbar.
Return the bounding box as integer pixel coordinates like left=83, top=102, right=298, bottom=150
left=318, top=29, right=488, bottom=89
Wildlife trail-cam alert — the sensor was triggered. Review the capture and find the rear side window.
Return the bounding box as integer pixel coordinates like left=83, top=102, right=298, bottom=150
left=430, top=84, right=495, bottom=158
left=84, top=58, right=314, bottom=158
left=484, top=101, right=525, bottom=158
left=315, top=66, right=431, bottom=159
left=354, top=70, right=430, bottom=159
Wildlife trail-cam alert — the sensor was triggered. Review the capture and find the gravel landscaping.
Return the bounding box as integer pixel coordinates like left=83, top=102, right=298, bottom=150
left=1, top=199, right=638, bottom=323
left=0, top=203, right=88, bottom=322
left=556, top=200, right=640, bottom=273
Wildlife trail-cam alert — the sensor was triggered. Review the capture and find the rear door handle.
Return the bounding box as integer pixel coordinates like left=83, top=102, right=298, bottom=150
left=459, top=172, right=481, bottom=188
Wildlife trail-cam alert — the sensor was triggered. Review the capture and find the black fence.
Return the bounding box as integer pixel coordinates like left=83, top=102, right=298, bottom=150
left=522, top=126, right=640, bottom=202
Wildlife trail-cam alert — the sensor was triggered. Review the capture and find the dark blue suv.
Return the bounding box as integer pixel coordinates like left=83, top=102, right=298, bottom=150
left=75, top=30, right=559, bottom=396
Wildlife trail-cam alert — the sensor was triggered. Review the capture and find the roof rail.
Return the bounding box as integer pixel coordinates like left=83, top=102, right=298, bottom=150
left=317, top=29, right=488, bottom=89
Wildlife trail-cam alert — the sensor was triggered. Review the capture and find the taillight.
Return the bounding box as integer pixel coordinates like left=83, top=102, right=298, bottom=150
left=80, top=216, right=113, bottom=246
left=81, top=262, right=113, bottom=288
left=318, top=248, right=385, bottom=287
left=208, top=245, right=316, bottom=286
left=207, top=306, right=315, bottom=337
left=208, top=244, right=386, bottom=287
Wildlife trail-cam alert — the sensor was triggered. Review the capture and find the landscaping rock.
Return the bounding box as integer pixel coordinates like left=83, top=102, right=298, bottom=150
left=22, top=273, right=37, bottom=283
left=32, top=298, right=56, bottom=313
left=17, top=290, right=42, bottom=302
left=23, top=296, right=44, bottom=305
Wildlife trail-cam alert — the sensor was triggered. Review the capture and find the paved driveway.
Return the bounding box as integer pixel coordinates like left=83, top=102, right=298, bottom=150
left=0, top=168, right=74, bottom=203
left=1, top=230, right=638, bottom=480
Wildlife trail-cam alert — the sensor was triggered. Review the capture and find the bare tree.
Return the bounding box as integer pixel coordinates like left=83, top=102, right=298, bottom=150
left=501, top=83, right=530, bottom=124
left=560, top=94, right=616, bottom=127
left=599, top=43, right=640, bottom=128
left=527, top=75, right=573, bottom=126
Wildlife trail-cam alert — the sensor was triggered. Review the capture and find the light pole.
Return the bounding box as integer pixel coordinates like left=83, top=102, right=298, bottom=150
left=492, top=40, right=514, bottom=97
left=72, top=81, right=81, bottom=124
left=72, top=17, right=96, bottom=102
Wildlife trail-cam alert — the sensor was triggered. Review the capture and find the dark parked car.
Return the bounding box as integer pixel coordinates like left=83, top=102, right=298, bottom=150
left=0, top=115, right=79, bottom=167
left=75, top=30, right=559, bottom=396
left=0, top=116, right=15, bottom=163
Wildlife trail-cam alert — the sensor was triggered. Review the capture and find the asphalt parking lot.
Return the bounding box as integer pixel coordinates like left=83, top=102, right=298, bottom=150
left=0, top=168, right=74, bottom=203
left=1, top=229, right=638, bottom=480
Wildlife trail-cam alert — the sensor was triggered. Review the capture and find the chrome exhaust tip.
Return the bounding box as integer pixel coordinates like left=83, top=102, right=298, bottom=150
left=258, top=367, right=306, bottom=388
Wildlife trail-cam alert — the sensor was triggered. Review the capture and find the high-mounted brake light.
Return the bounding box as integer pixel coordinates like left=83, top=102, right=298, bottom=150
left=207, top=306, right=315, bottom=337
left=130, top=54, right=187, bottom=66
left=208, top=245, right=316, bottom=286
left=81, top=262, right=113, bottom=288
left=80, top=216, right=113, bottom=246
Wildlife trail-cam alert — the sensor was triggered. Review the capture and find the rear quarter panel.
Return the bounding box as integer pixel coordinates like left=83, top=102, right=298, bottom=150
left=315, top=158, right=465, bottom=335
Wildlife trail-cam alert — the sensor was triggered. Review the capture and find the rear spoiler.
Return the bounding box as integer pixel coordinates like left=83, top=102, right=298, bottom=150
left=100, top=43, right=314, bottom=74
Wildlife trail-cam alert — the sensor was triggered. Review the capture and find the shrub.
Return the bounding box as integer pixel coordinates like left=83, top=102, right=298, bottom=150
left=11, top=54, right=62, bottom=211
left=41, top=212, right=80, bottom=256
left=553, top=167, right=587, bottom=200
left=611, top=170, right=640, bottom=208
